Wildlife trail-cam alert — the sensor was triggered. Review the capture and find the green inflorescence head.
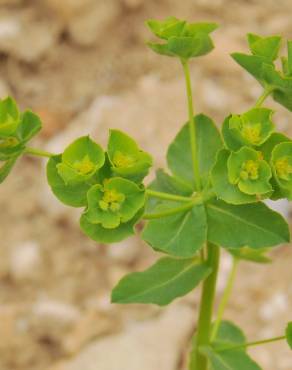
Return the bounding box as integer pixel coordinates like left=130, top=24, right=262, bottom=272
left=57, top=136, right=105, bottom=185
left=146, top=16, right=218, bottom=61
left=227, top=146, right=272, bottom=195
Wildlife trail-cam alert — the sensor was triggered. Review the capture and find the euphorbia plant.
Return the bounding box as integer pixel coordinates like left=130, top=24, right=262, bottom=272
left=2, top=16, right=292, bottom=369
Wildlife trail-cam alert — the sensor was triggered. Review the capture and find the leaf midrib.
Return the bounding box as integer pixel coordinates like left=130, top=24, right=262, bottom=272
left=207, top=203, right=286, bottom=242
left=117, top=261, right=209, bottom=303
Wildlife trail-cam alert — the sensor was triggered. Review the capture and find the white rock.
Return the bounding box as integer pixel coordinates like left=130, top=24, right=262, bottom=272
left=9, top=241, right=42, bottom=281
left=49, top=304, right=194, bottom=370
left=0, top=13, right=60, bottom=62
left=68, top=1, right=119, bottom=46
left=32, top=298, right=81, bottom=325
left=107, top=236, right=140, bottom=264
left=259, top=292, right=288, bottom=321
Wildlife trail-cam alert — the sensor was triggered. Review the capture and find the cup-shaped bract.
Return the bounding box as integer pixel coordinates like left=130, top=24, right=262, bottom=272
left=146, top=16, right=218, bottom=60
left=108, top=130, right=152, bottom=182
left=0, top=97, right=20, bottom=138
left=227, top=146, right=272, bottom=195
left=226, top=108, right=274, bottom=148
left=271, top=142, right=292, bottom=197
left=85, top=177, right=145, bottom=229
left=247, top=33, right=282, bottom=62
left=57, top=136, right=105, bottom=185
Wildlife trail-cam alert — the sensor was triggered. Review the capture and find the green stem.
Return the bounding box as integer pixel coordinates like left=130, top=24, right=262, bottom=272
left=182, top=60, right=201, bottom=191
left=254, top=86, right=274, bottom=108
left=146, top=189, right=191, bottom=202
left=25, top=147, right=54, bottom=158
left=191, top=243, right=220, bottom=370
left=211, top=258, right=239, bottom=341
left=143, top=201, right=195, bottom=220
left=217, top=335, right=286, bottom=352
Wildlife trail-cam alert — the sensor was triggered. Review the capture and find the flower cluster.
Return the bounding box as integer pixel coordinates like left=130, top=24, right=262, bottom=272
left=146, top=17, right=218, bottom=61
left=0, top=97, right=41, bottom=183
left=212, top=106, right=292, bottom=203
left=47, top=130, right=152, bottom=243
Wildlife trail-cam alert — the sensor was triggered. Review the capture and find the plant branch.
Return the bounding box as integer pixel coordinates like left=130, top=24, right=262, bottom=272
left=190, top=243, right=220, bottom=370
left=146, top=189, right=192, bottom=202
left=254, top=86, right=274, bottom=108
left=143, top=201, right=195, bottom=219
left=217, top=335, right=286, bottom=352
left=182, top=60, right=201, bottom=191
left=24, top=147, right=54, bottom=158
left=211, top=257, right=239, bottom=341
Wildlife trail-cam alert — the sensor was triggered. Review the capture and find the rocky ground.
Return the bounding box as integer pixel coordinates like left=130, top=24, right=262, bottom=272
left=0, top=1, right=292, bottom=369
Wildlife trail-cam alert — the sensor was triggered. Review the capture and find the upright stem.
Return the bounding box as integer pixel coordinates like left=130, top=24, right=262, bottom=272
left=211, top=257, right=239, bottom=341
left=192, top=243, right=220, bottom=370
left=182, top=60, right=201, bottom=191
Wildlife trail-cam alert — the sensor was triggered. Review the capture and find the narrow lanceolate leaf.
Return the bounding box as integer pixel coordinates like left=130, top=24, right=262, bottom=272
left=142, top=202, right=207, bottom=258
left=206, top=199, right=290, bottom=249
left=167, top=114, right=222, bottom=189
left=111, top=257, right=211, bottom=306
left=285, top=322, right=292, bottom=350
left=200, top=346, right=262, bottom=370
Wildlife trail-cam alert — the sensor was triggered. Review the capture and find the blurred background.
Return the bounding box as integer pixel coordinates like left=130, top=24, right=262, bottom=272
left=0, top=1, right=292, bottom=369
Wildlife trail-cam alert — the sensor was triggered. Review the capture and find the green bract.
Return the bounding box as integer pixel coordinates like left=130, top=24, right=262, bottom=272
left=223, top=108, right=274, bottom=150
left=108, top=129, right=152, bottom=181
left=0, top=97, right=20, bottom=137
left=85, top=178, right=145, bottom=229
left=146, top=16, right=218, bottom=60
left=271, top=142, right=292, bottom=198
left=57, top=136, right=105, bottom=185
left=227, top=147, right=272, bottom=195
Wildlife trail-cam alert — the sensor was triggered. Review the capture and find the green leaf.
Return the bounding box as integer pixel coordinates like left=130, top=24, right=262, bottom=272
left=85, top=178, right=145, bottom=228
left=47, top=155, right=90, bottom=207
left=183, top=22, right=218, bottom=37
left=228, top=247, right=272, bottom=264
left=146, top=17, right=186, bottom=40
left=57, top=136, right=105, bottom=185
left=213, top=321, right=245, bottom=346
left=146, top=169, right=193, bottom=213
left=108, top=129, right=152, bottom=182
left=285, top=322, right=292, bottom=350
left=168, top=34, right=214, bottom=59
left=200, top=346, right=262, bottom=370
left=211, top=149, right=257, bottom=204
left=0, top=96, right=20, bottom=138
left=111, top=257, right=211, bottom=306
left=247, top=33, right=282, bottom=62
left=167, top=114, right=222, bottom=189
left=0, top=156, right=18, bottom=183
left=142, top=202, right=207, bottom=258
left=231, top=53, right=271, bottom=83
left=206, top=199, right=290, bottom=249
left=17, top=110, right=42, bottom=142
left=80, top=209, right=142, bottom=244
left=259, top=132, right=290, bottom=162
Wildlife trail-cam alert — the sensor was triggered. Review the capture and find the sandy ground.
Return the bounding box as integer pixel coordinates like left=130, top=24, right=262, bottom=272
left=0, top=1, right=292, bottom=369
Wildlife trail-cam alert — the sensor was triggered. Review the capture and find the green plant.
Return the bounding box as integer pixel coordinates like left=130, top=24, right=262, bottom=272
left=2, top=16, right=292, bottom=369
